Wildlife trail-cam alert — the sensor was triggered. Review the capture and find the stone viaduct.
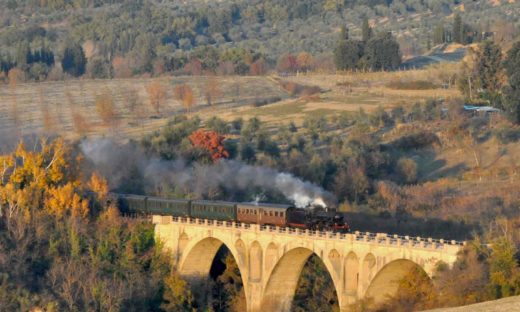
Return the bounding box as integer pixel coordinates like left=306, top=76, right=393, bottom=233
left=153, top=215, right=464, bottom=312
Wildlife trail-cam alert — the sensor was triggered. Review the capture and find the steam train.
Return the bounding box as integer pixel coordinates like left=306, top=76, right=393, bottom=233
left=112, top=193, right=350, bottom=233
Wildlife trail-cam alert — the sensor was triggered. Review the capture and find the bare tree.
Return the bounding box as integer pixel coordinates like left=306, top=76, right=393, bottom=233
left=146, top=81, right=167, bottom=114
left=66, top=91, right=90, bottom=136
left=204, top=77, right=222, bottom=108
left=174, top=83, right=195, bottom=112
left=95, top=89, right=117, bottom=127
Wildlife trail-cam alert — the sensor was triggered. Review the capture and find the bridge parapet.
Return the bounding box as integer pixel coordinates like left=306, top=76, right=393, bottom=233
left=153, top=215, right=465, bottom=252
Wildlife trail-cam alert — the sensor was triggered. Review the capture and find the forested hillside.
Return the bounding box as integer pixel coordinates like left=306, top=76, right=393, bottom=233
left=0, top=0, right=518, bottom=81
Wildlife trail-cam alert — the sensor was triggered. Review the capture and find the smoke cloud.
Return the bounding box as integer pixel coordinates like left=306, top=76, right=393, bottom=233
left=80, top=138, right=336, bottom=208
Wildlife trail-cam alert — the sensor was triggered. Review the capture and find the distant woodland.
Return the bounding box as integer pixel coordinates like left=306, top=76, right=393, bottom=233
left=0, top=0, right=518, bottom=81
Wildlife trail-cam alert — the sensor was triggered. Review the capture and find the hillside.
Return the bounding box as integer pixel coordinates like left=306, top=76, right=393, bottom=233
left=0, top=0, right=518, bottom=66
left=0, top=75, right=288, bottom=142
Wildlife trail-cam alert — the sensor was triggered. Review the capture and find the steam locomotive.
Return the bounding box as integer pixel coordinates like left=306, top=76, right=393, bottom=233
left=112, top=193, right=350, bottom=233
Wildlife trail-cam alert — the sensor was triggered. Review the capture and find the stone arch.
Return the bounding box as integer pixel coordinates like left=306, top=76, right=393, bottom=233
left=328, top=249, right=341, bottom=278
left=235, top=239, right=247, bottom=267
left=261, top=247, right=341, bottom=312
left=344, top=252, right=359, bottom=295
left=360, top=253, right=376, bottom=292
left=265, top=242, right=278, bottom=273
left=249, top=241, right=263, bottom=282
left=178, top=236, right=248, bottom=309
left=364, top=259, right=429, bottom=305
left=179, top=237, right=245, bottom=285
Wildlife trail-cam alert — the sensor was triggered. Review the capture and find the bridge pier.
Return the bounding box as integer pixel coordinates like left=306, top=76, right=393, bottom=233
left=153, top=216, right=462, bottom=312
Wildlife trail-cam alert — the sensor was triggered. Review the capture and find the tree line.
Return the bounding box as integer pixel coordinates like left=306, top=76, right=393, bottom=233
left=458, top=40, right=520, bottom=124
left=1, top=0, right=517, bottom=82
left=334, top=20, right=402, bottom=71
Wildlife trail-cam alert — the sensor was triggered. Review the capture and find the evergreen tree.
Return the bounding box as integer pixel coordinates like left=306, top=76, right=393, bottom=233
left=453, top=14, right=463, bottom=44
left=364, top=32, right=402, bottom=71
left=503, top=42, right=520, bottom=123
left=433, top=24, right=445, bottom=45
left=61, top=43, right=87, bottom=77
left=15, top=41, right=30, bottom=67
left=334, top=39, right=364, bottom=70
left=339, top=25, right=349, bottom=40
left=362, top=17, right=372, bottom=42
left=475, top=40, right=502, bottom=93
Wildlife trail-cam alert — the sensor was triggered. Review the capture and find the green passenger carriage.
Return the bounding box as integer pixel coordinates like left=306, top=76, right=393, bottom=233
left=190, top=200, right=236, bottom=222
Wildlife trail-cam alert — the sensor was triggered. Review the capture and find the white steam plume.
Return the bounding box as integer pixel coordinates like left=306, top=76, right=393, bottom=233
left=80, top=138, right=336, bottom=208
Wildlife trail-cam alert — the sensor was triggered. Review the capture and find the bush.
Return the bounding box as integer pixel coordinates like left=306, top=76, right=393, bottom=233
left=389, top=131, right=440, bottom=150
left=205, top=116, right=230, bottom=134
left=396, top=157, right=418, bottom=184
left=251, top=96, right=282, bottom=107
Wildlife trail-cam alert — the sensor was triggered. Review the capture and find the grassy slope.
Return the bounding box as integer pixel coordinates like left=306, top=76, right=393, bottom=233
left=0, top=75, right=288, bottom=140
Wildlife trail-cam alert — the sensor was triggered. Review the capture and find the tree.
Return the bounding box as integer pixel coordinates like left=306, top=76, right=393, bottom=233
left=250, top=58, right=267, bottom=75
left=188, top=128, right=229, bottom=162
left=364, top=32, right=402, bottom=71
left=161, top=271, right=194, bottom=311
left=396, top=157, right=418, bottom=184
left=433, top=24, right=446, bottom=45
left=334, top=39, right=364, bottom=70
left=95, top=90, right=117, bottom=126
left=503, top=42, right=520, bottom=123
left=474, top=41, right=503, bottom=94
left=146, top=81, right=167, bottom=114
left=61, top=43, right=87, bottom=77
left=362, top=18, right=373, bottom=42
left=339, top=25, right=349, bottom=40
left=453, top=14, right=463, bottom=44
left=457, top=48, right=478, bottom=100
left=204, top=78, right=222, bottom=107
left=489, top=237, right=520, bottom=298
left=112, top=56, right=132, bottom=78
left=174, top=84, right=195, bottom=112
left=297, top=52, right=314, bottom=72
left=277, top=53, right=298, bottom=73
left=15, top=41, right=30, bottom=68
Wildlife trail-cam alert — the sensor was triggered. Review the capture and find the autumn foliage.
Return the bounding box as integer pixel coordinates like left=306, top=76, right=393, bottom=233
left=174, top=83, right=195, bottom=112
left=0, top=139, right=89, bottom=224
left=188, top=128, right=229, bottom=162
left=146, top=81, right=167, bottom=114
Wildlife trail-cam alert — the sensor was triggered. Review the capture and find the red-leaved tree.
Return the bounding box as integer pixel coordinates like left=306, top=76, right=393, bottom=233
left=189, top=128, right=229, bottom=162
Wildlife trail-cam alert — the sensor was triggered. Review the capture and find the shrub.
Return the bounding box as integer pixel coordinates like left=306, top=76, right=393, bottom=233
left=389, top=131, right=441, bottom=150
left=396, top=157, right=418, bottom=184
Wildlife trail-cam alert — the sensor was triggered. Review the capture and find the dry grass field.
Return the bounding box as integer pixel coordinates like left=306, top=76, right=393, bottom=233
left=0, top=75, right=288, bottom=141
left=206, top=66, right=461, bottom=128
left=0, top=66, right=463, bottom=142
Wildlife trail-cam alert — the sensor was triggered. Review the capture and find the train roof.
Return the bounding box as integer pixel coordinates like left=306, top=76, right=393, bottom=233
left=237, top=202, right=293, bottom=210
left=191, top=200, right=237, bottom=206
left=147, top=196, right=190, bottom=203
left=119, top=193, right=146, bottom=199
